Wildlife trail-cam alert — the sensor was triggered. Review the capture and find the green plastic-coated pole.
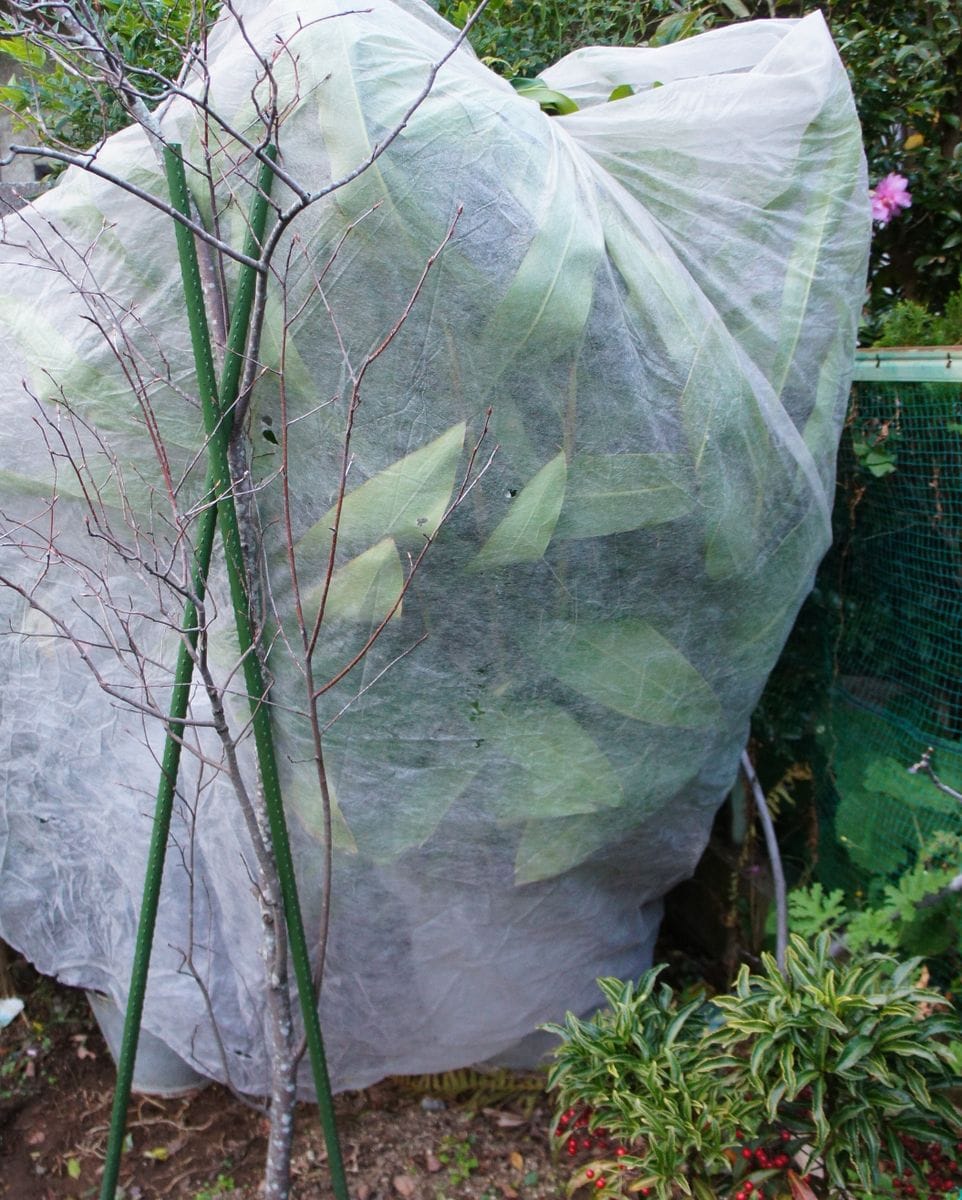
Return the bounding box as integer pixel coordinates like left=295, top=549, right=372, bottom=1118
left=162, top=144, right=349, bottom=1200
left=99, top=150, right=283, bottom=1200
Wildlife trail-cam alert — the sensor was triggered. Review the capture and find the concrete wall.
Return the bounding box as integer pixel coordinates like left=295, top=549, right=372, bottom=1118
left=0, top=54, right=45, bottom=209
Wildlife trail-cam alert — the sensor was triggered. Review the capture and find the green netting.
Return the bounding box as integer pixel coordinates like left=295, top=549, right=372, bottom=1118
left=815, top=367, right=962, bottom=892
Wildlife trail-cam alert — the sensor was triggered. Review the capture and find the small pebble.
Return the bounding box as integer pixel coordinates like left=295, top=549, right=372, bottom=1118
left=420, top=1096, right=446, bottom=1112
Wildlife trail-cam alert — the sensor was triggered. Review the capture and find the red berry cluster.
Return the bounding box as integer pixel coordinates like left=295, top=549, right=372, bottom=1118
left=732, top=1128, right=796, bottom=1200
left=556, top=1107, right=624, bottom=1159
left=555, top=1107, right=640, bottom=1192
left=885, top=1136, right=962, bottom=1200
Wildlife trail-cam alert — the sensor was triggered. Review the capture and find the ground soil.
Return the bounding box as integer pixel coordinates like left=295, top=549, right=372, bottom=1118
left=0, top=955, right=571, bottom=1200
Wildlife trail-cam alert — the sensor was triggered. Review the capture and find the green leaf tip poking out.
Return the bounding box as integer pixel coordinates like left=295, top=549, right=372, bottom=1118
left=510, top=77, right=579, bottom=116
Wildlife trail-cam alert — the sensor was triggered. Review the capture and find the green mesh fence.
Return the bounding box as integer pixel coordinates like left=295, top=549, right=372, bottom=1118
left=814, top=350, right=962, bottom=892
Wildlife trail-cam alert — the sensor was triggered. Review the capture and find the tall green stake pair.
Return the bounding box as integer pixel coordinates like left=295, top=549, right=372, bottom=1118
left=98, top=145, right=348, bottom=1200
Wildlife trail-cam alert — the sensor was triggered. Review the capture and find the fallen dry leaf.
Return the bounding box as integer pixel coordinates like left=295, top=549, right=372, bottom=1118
left=26, top=1128, right=45, bottom=1146
left=393, top=1173, right=417, bottom=1197
left=500, top=1186, right=519, bottom=1199
left=356, top=1186, right=372, bottom=1200
left=425, top=1151, right=442, bottom=1173
left=509, top=1150, right=524, bottom=1171
left=484, top=1108, right=526, bottom=1128
left=787, top=1169, right=818, bottom=1200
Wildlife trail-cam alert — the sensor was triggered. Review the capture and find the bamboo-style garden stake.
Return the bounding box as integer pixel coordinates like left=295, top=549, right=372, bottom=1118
left=99, top=145, right=347, bottom=1200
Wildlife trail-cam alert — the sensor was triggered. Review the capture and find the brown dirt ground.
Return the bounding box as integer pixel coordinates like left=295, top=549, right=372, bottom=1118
left=0, top=955, right=572, bottom=1200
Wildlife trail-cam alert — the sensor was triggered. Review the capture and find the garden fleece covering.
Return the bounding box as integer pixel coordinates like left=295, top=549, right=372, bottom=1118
left=0, top=1, right=869, bottom=1093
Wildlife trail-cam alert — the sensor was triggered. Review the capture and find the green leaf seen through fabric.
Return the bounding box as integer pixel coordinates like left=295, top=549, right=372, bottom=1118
left=553, top=452, right=692, bottom=541
left=531, top=618, right=721, bottom=727
left=514, top=810, right=617, bottom=885
left=303, top=537, right=404, bottom=625
left=297, top=422, right=466, bottom=566
left=478, top=701, right=623, bottom=821
left=471, top=452, right=566, bottom=569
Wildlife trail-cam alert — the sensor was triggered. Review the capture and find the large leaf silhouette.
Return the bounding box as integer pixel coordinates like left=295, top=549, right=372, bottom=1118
left=471, top=452, right=566, bottom=569
left=297, top=422, right=466, bottom=567
left=302, top=537, right=404, bottom=625
left=478, top=701, right=623, bottom=821
left=553, top=452, right=692, bottom=540
left=531, top=618, right=720, bottom=727
left=514, top=811, right=619, bottom=885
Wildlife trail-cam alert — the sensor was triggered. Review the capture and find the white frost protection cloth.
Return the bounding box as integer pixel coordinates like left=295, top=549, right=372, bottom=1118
left=0, top=2, right=869, bottom=1092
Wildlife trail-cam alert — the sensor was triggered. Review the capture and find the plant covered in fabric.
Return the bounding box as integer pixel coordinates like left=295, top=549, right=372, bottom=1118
left=547, top=935, right=962, bottom=1200
left=0, top=0, right=867, bottom=1135
left=439, top=0, right=962, bottom=325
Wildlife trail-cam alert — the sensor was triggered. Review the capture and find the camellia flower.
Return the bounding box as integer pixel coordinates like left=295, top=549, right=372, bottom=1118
left=870, top=172, right=912, bottom=226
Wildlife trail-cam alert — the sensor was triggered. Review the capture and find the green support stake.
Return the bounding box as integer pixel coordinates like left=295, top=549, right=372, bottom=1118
left=99, top=148, right=277, bottom=1200
left=100, top=146, right=346, bottom=1200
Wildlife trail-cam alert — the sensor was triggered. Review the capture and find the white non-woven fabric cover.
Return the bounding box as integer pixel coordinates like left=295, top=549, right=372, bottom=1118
left=0, top=2, right=869, bottom=1093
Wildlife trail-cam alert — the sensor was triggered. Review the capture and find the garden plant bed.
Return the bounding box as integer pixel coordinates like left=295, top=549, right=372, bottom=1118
left=0, top=960, right=566, bottom=1200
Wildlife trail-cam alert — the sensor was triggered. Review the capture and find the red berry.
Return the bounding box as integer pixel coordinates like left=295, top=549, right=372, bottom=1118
left=780, top=1130, right=791, bottom=1142
left=736, top=1130, right=745, bottom=1141
left=736, top=1192, right=747, bottom=1200
left=616, top=1148, right=627, bottom=1157
left=586, top=1169, right=595, bottom=1180
left=582, top=1139, right=592, bottom=1150
left=596, top=1180, right=606, bottom=1190
left=742, top=1148, right=753, bottom=1160
left=744, top=1183, right=754, bottom=1193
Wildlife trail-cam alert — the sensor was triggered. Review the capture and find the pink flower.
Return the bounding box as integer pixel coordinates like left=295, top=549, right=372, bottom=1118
left=870, top=173, right=912, bottom=226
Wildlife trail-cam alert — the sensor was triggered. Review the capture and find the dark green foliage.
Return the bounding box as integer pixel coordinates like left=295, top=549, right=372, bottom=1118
left=789, top=831, right=962, bottom=968
left=824, top=0, right=962, bottom=318
left=875, top=274, right=962, bottom=346
left=0, top=0, right=214, bottom=150
left=435, top=0, right=736, bottom=78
